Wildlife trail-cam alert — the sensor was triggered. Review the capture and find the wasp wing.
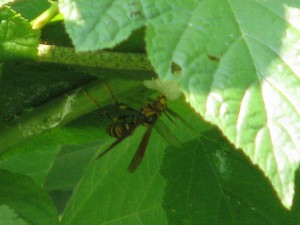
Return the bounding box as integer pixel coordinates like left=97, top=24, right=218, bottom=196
left=154, top=119, right=181, bottom=147
left=127, top=125, right=154, bottom=172
left=96, top=124, right=138, bottom=159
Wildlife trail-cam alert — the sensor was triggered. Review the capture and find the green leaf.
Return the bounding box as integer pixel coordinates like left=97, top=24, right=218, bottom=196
left=10, top=0, right=49, bottom=20
left=0, top=205, right=29, bottom=225
left=44, top=141, right=102, bottom=191
left=161, top=130, right=300, bottom=225
left=61, top=126, right=168, bottom=225
left=0, top=123, right=105, bottom=186
left=0, top=142, right=60, bottom=186
left=0, top=169, right=59, bottom=225
left=0, top=6, right=40, bottom=60
left=59, top=0, right=145, bottom=51
left=144, top=0, right=300, bottom=208
left=45, top=141, right=99, bottom=216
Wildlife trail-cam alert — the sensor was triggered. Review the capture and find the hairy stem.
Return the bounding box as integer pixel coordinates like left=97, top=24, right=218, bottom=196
left=37, top=44, right=154, bottom=72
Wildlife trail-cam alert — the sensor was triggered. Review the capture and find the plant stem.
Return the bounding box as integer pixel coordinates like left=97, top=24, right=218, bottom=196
left=37, top=44, right=154, bottom=72
left=0, top=79, right=144, bottom=154
left=31, top=1, right=59, bottom=30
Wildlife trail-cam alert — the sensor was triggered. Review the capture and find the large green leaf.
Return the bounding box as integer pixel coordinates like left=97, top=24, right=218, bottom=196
left=59, top=0, right=145, bottom=51
left=161, top=130, right=300, bottom=225
left=0, top=6, right=40, bottom=60
left=144, top=0, right=300, bottom=208
left=0, top=169, right=59, bottom=225
left=61, top=126, right=168, bottom=225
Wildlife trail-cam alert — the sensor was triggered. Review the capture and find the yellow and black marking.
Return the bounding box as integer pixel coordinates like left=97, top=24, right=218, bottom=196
left=106, top=115, right=139, bottom=139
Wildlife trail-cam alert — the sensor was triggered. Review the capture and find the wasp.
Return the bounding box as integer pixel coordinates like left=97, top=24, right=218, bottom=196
left=85, top=90, right=169, bottom=172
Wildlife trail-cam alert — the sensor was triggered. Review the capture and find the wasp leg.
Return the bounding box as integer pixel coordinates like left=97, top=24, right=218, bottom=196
left=84, top=90, right=114, bottom=121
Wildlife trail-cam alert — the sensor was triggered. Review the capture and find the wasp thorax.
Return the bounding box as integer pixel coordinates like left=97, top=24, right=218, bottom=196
left=139, top=95, right=167, bottom=126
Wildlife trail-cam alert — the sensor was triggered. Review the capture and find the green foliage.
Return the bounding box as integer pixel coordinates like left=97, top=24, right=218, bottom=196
left=161, top=131, right=300, bottom=225
left=59, top=0, right=145, bottom=51
left=61, top=126, right=168, bottom=225
left=145, top=0, right=300, bottom=208
left=0, top=0, right=300, bottom=225
left=0, top=205, right=29, bottom=225
left=0, top=169, right=59, bottom=225
left=9, top=0, right=49, bottom=20
left=0, top=6, right=40, bottom=60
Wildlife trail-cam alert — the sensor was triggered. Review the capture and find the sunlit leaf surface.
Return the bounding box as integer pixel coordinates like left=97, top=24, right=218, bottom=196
left=145, top=0, right=300, bottom=208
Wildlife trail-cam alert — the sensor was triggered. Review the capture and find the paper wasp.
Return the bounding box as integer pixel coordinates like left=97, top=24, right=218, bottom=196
left=85, top=88, right=170, bottom=172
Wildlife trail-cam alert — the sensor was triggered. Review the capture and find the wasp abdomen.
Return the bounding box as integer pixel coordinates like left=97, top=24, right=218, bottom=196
left=107, top=118, right=138, bottom=138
